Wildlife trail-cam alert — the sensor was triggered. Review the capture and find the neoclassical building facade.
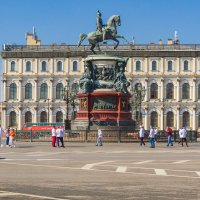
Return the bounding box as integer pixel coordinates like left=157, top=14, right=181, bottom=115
left=1, top=33, right=200, bottom=130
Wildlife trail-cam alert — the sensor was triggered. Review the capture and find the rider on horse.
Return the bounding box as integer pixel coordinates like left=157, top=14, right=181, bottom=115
left=96, top=10, right=106, bottom=42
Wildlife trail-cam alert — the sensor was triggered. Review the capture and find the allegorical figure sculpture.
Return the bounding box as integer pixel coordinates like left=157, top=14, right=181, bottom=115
left=78, top=10, right=129, bottom=54
left=79, top=61, right=94, bottom=93
left=113, top=59, right=130, bottom=93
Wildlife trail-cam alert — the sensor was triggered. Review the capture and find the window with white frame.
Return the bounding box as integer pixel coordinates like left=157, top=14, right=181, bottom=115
left=136, top=61, right=141, bottom=71
left=183, top=60, right=189, bottom=71
left=167, top=60, right=173, bottom=71
left=152, top=61, right=157, bottom=71
left=11, top=61, right=15, bottom=72
left=26, top=61, right=31, bottom=72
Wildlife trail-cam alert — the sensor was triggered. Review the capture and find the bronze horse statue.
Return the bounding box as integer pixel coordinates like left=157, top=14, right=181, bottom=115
left=78, top=15, right=129, bottom=54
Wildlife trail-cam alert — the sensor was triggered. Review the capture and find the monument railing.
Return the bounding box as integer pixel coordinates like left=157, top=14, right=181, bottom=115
left=14, top=130, right=197, bottom=143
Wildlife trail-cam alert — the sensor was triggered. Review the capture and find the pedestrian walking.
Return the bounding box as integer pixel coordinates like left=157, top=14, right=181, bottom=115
left=139, top=125, right=145, bottom=146
left=154, top=127, right=158, bottom=143
left=56, top=127, right=61, bottom=147
left=5, top=126, right=10, bottom=147
left=51, top=126, right=56, bottom=147
left=166, top=126, right=173, bottom=146
left=60, top=127, right=65, bottom=148
left=0, top=125, right=3, bottom=147
left=96, top=127, right=103, bottom=146
left=9, top=128, right=16, bottom=148
left=149, top=126, right=155, bottom=148
left=180, top=127, right=188, bottom=147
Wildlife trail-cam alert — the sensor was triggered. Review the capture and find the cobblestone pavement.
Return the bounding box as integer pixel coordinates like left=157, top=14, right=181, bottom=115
left=0, top=142, right=200, bottom=200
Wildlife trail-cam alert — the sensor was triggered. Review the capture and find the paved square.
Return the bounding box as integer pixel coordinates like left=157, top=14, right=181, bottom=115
left=0, top=142, right=200, bottom=199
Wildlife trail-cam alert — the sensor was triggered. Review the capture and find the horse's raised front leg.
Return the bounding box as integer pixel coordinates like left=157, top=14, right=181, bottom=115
left=90, top=44, right=96, bottom=54
left=116, top=35, right=130, bottom=44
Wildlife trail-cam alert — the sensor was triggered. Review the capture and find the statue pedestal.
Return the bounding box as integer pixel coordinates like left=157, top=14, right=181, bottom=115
left=71, top=90, right=134, bottom=130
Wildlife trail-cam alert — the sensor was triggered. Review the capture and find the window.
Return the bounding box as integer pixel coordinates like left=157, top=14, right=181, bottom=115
left=136, top=61, right=141, bottom=71
left=184, top=60, right=189, bottom=71
left=25, top=111, right=32, bottom=123
left=73, top=61, right=78, bottom=71
left=167, top=111, right=174, bottom=127
left=57, top=61, right=62, bottom=72
left=183, top=111, right=190, bottom=127
left=198, top=114, right=200, bottom=127
left=182, top=83, right=190, bottom=99
left=11, top=61, right=15, bottom=72
left=25, top=83, right=32, bottom=99
left=198, top=84, right=200, bottom=99
left=26, top=61, right=31, bottom=72
left=42, top=61, right=47, bottom=72
left=152, top=61, right=157, bottom=71
left=10, top=111, right=16, bottom=126
left=150, top=83, right=158, bottom=99
left=56, top=83, right=63, bottom=99
left=151, top=111, right=158, bottom=127
left=40, top=83, right=48, bottom=99
left=56, top=111, right=63, bottom=122
left=40, top=111, right=47, bottom=122
left=10, top=83, right=17, bottom=99
left=168, top=60, right=173, bottom=71
left=166, top=83, right=174, bottom=99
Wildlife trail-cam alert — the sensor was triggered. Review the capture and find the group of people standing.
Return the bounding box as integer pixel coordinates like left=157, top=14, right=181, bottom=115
left=51, top=126, right=65, bottom=148
left=0, top=125, right=16, bottom=148
left=139, top=125, right=188, bottom=148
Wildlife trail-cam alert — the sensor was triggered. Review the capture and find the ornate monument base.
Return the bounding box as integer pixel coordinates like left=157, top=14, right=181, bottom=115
left=71, top=54, right=134, bottom=131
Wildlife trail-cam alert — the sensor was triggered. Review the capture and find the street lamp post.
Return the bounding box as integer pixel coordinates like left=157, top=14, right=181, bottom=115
left=131, top=83, right=146, bottom=128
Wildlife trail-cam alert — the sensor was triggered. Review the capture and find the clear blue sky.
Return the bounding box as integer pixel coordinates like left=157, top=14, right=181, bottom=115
left=0, top=0, right=200, bottom=92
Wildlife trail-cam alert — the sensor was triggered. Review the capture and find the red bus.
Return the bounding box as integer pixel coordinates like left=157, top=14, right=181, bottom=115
left=22, top=122, right=65, bottom=131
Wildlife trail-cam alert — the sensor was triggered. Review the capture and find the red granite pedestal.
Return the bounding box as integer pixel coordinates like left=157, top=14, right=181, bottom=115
left=71, top=90, right=134, bottom=130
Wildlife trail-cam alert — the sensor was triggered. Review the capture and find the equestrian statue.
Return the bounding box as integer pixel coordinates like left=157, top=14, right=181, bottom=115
left=78, top=10, right=129, bottom=54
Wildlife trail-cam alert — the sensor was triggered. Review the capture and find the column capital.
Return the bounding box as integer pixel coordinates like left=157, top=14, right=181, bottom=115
left=161, top=78, right=164, bottom=82
left=177, top=106, right=180, bottom=111
left=145, top=78, right=148, bottom=82
left=193, top=78, right=196, bottom=82
left=50, top=79, right=53, bottom=83
left=177, top=78, right=180, bottom=82
left=34, top=106, right=38, bottom=110
left=34, top=79, right=38, bottom=83
left=193, top=106, right=196, bottom=111
left=19, top=106, right=22, bottom=111
left=19, top=79, right=22, bottom=83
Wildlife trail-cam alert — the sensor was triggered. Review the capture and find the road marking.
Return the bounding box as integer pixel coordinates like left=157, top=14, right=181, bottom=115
left=116, top=166, right=127, bottom=173
left=81, top=161, right=114, bottom=170
left=173, top=160, right=190, bottom=164
left=154, top=169, right=167, bottom=176
left=133, top=160, right=153, bottom=164
left=0, top=190, right=69, bottom=200
left=196, top=172, right=200, bottom=176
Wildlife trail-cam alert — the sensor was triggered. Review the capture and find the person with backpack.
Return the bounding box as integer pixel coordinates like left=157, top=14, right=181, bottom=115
left=166, top=126, right=173, bottom=146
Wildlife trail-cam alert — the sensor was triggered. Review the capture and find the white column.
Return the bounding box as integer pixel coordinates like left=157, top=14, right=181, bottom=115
left=3, top=80, right=6, bottom=102
left=144, top=108, right=148, bottom=130
left=144, top=57, right=148, bottom=73
left=50, top=80, right=53, bottom=100
left=192, top=107, right=196, bottom=130
left=161, top=108, right=164, bottom=130
left=49, top=108, right=53, bottom=123
left=19, top=80, right=22, bottom=101
left=160, top=79, right=164, bottom=101
left=34, top=80, right=38, bottom=101
left=3, top=108, right=6, bottom=129
left=18, top=108, right=22, bottom=130
left=145, top=79, right=148, bottom=102
left=177, top=108, right=180, bottom=129
left=192, top=79, right=196, bottom=102
left=177, top=79, right=180, bottom=101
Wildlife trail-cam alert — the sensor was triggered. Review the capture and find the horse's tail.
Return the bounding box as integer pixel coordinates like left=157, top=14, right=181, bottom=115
left=78, top=33, right=87, bottom=47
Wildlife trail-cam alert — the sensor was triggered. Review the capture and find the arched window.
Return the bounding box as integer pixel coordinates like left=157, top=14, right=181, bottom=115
left=10, top=83, right=17, bottom=99
left=184, top=60, right=189, bottom=71
left=166, top=83, right=174, bottom=99
left=183, top=111, right=190, bottom=127
left=57, top=61, right=62, bottom=72
left=11, top=61, right=15, bottom=72
left=198, top=84, right=200, bottom=99
left=136, top=61, right=141, bottom=71
left=151, top=111, right=158, bottom=127
left=182, top=83, right=190, bottom=99
left=150, top=83, right=158, bottom=99
left=40, top=83, right=48, bottom=99
left=42, top=61, right=47, bottom=72
left=56, top=83, right=63, bottom=99
left=40, top=111, right=47, bottom=122
left=168, top=61, right=173, bottom=71
left=26, top=61, right=31, bottom=72
left=25, top=111, right=32, bottom=123
left=10, top=111, right=16, bottom=127
left=25, top=83, right=32, bottom=99
left=56, top=111, right=63, bottom=122
left=73, top=61, right=78, bottom=71
left=167, top=111, right=174, bottom=127
left=152, top=61, right=157, bottom=71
